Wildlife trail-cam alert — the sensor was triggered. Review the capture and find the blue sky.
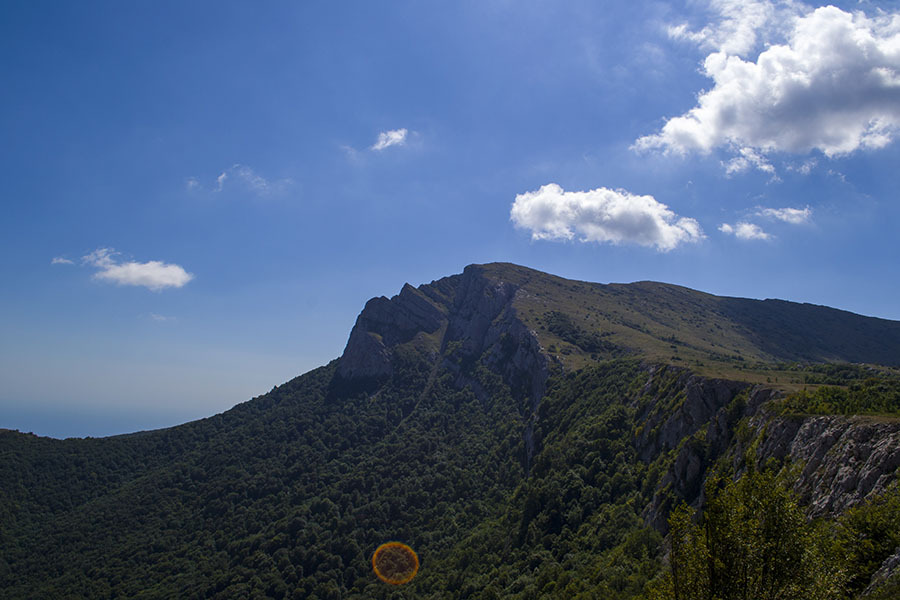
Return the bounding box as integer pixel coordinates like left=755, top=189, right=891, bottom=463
left=3, top=0, right=900, bottom=438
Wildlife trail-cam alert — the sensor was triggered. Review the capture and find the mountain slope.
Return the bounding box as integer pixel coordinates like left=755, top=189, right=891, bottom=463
left=472, top=263, right=900, bottom=368
left=337, top=262, right=900, bottom=392
left=2, top=262, right=900, bottom=599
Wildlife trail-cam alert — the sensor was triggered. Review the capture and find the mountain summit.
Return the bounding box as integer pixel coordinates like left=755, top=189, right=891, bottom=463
left=341, top=262, right=900, bottom=378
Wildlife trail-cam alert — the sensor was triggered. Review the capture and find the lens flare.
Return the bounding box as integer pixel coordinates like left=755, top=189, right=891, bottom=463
left=372, top=541, right=419, bottom=585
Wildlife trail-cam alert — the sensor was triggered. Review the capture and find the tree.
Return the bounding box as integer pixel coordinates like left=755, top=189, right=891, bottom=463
left=649, top=465, right=844, bottom=600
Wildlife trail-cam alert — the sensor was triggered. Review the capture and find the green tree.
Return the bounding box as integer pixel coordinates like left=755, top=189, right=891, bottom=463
left=833, top=485, right=900, bottom=596
left=649, top=466, right=844, bottom=600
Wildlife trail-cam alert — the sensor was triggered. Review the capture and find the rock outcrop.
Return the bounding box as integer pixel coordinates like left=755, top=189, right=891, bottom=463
left=638, top=376, right=900, bottom=531
left=754, top=413, right=900, bottom=517
left=337, top=265, right=548, bottom=465
left=634, top=365, right=750, bottom=463
left=637, top=375, right=767, bottom=531
left=339, top=266, right=547, bottom=394
left=864, top=546, right=900, bottom=595
left=338, top=283, right=446, bottom=380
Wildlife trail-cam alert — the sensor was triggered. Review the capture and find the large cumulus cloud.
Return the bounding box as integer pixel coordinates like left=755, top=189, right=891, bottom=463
left=510, top=183, right=703, bottom=252
left=636, top=4, right=900, bottom=164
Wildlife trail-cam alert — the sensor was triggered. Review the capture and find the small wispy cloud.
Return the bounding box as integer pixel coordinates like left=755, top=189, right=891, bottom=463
left=215, top=171, right=229, bottom=192
left=149, top=313, right=175, bottom=322
left=51, top=257, right=74, bottom=265
left=82, top=248, right=194, bottom=292
left=371, top=128, right=408, bottom=151
left=827, top=169, right=848, bottom=183
left=756, top=206, right=812, bottom=225
left=217, top=164, right=290, bottom=194
left=723, top=147, right=775, bottom=176
left=786, top=159, right=817, bottom=175
left=187, top=164, right=292, bottom=196
left=340, top=144, right=362, bottom=162
left=719, top=222, right=771, bottom=241
left=665, top=0, right=794, bottom=58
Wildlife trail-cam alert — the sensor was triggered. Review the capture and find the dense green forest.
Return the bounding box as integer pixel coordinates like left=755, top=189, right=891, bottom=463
left=779, top=370, right=900, bottom=416
left=3, top=264, right=900, bottom=598
left=4, top=357, right=899, bottom=598
left=2, top=357, right=657, bottom=598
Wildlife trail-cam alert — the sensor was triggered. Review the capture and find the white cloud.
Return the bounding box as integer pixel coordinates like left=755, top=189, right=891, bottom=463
left=786, top=158, right=817, bottom=174
left=371, top=128, right=408, bottom=151
left=510, top=183, right=704, bottom=252
left=638, top=4, right=900, bottom=165
left=186, top=164, right=290, bottom=195
left=51, top=257, right=73, bottom=265
left=757, top=205, right=812, bottom=224
left=215, top=171, right=228, bottom=192
left=667, top=0, right=800, bottom=58
left=340, top=144, right=361, bottom=162
left=723, top=146, right=775, bottom=175
left=719, top=221, right=772, bottom=240
left=231, top=164, right=278, bottom=194
left=149, top=313, right=175, bottom=322
left=827, top=168, right=847, bottom=183
left=82, top=248, right=194, bottom=292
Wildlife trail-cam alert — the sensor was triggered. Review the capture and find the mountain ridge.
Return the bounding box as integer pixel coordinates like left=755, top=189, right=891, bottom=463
left=338, top=262, right=900, bottom=387
left=2, top=262, right=900, bottom=598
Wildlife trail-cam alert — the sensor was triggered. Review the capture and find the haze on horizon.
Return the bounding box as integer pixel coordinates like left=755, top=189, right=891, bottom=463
left=2, top=0, right=900, bottom=438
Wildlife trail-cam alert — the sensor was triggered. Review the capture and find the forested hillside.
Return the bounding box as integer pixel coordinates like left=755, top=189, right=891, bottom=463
left=2, top=263, right=900, bottom=598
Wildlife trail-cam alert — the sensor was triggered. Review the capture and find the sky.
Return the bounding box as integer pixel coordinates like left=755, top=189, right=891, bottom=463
left=3, top=0, right=900, bottom=438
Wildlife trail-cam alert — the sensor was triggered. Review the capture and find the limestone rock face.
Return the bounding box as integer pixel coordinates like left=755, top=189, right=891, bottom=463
left=755, top=414, right=900, bottom=517
left=639, top=378, right=900, bottom=531
left=338, top=326, right=393, bottom=379
left=639, top=380, right=774, bottom=531
left=337, top=265, right=548, bottom=411
left=865, top=546, right=900, bottom=595
left=634, top=366, right=749, bottom=463
left=338, top=284, right=446, bottom=380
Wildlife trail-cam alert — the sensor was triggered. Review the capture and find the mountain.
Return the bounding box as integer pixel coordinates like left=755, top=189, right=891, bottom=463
left=2, top=262, right=900, bottom=599
left=341, top=262, right=900, bottom=377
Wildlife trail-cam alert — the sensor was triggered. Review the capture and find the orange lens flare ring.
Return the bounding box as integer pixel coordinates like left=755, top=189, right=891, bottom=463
left=372, top=541, right=419, bottom=585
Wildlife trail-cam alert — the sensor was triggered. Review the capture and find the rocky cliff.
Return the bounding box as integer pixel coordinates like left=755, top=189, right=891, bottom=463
left=338, top=265, right=547, bottom=403
left=637, top=384, right=900, bottom=589
left=337, top=265, right=549, bottom=466
left=635, top=372, right=900, bottom=532
left=755, top=413, right=900, bottom=517
left=335, top=263, right=900, bottom=590
left=338, top=282, right=447, bottom=380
